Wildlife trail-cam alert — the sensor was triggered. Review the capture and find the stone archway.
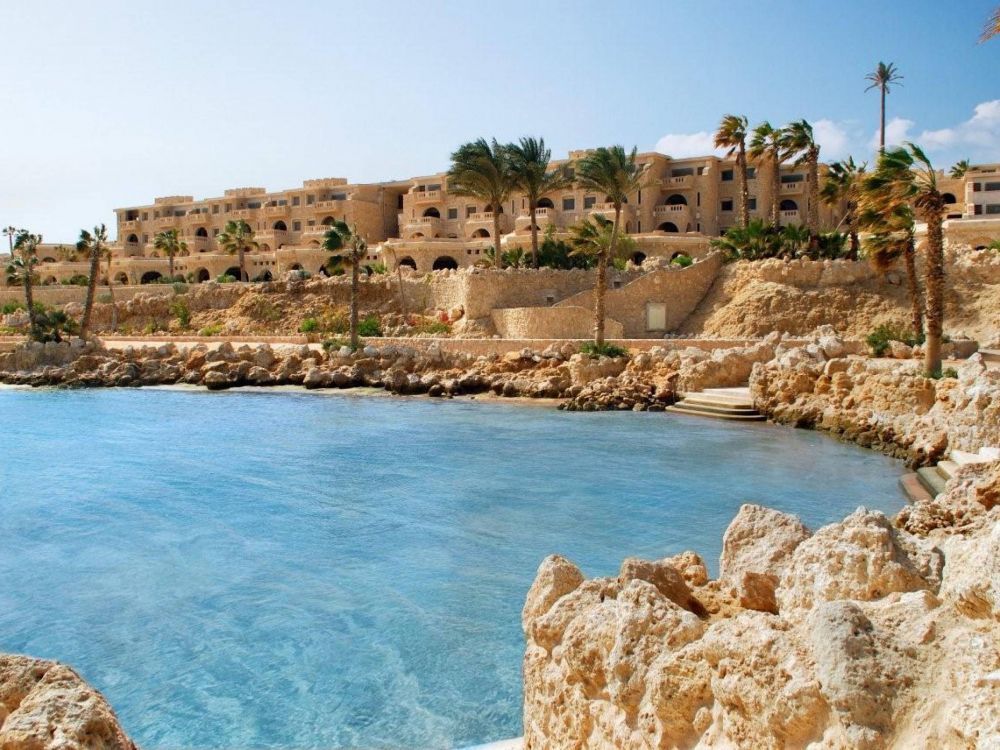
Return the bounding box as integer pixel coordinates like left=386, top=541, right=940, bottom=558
left=665, top=194, right=687, bottom=205
left=195, top=268, right=210, bottom=283
left=780, top=199, right=798, bottom=211
left=273, top=221, right=287, bottom=231
left=631, top=252, right=646, bottom=265
left=422, top=207, right=440, bottom=218
left=432, top=255, right=458, bottom=271
left=114, top=272, right=129, bottom=285
left=196, top=227, right=208, bottom=237
left=471, top=228, right=490, bottom=238
left=398, top=256, right=417, bottom=270
left=140, top=271, right=163, bottom=284
left=537, top=197, right=555, bottom=209
left=657, top=222, right=679, bottom=233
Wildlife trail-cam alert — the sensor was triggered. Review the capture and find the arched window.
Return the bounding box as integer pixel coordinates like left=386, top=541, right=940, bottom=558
left=140, top=271, right=162, bottom=284
left=665, top=194, right=687, bottom=206
left=471, top=228, right=490, bottom=238
left=780, top=199, right=798, bottom=211
left=942, top=193, right=957, bottom=204
left=126, top=233, right=139, bottom=243
left=422, top=207, right=440, bottom=218
left=321, top=216, right=335, bottom=226
left=195, top=227, right=208, bottom=237
left=398, top=256, right=417, bottom=270
left=273, top=221, right=287, bottom=231
left=537, top=197, right=555, bottom=209
left=657, top=222, right=679, bottom=233
left=432, top=255, right=459, bottom=271
left=195, top=268, right=210, bottom=283
left=631, top=252, right=646, bottom=265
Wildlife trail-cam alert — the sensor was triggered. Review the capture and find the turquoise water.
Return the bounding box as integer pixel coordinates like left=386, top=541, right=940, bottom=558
left=0, top=387, right=904, bottom=749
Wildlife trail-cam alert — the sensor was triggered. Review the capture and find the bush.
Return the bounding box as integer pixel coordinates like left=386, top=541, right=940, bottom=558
left=299, top=317, right=319, bottom=333
left=143, top=321, right=161, bottom=335
left=32, top=309, right=79, bottom=343
left=172, top=281, right=188, bottom=294
left=321, top=337, right=350, bottom=352
left=357, top=314, right=382, bottom=337
left=671, top=254, right=693, bottom=267
left=414, top=319, right=451, bottom=335
left=170, top=298, right=191, bottom=329
left=198, top=324, right=222, bottom=337
left=98, top=293, right=112, bottom=304
left=61, top=274, right=90, bottom=286
left=865, top=322, right=923, bottom=356
left=217, top=274, right=237, bottom=283
left=1, top=301, right=24, bottom=315
left=579, top=341, right=628, bottom=358
left=367, top=262, right=388, bottom=275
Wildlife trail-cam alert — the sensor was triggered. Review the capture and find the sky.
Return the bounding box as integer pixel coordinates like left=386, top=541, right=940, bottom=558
left=2, top=0, right=998, bottom=242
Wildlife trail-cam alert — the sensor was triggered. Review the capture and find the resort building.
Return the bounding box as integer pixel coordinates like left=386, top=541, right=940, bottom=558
left=11, top=152, right=999, bottom=286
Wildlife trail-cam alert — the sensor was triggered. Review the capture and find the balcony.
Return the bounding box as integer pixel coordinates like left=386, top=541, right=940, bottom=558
left=120, top=219, right=140, bottom=231
left=154, top=216, right=178, bottom=229
left=254, top=229, right=288, bottom=248
left=230, top=209, right=254, bottom=220
left=410, top=189, right=442, bottom=204
left=185, top=211, right=209, bottom=224
left=588, top=203, right=636, bottom=221
left=666, top=175, right=694, bottom=189
left=781, top=209, right=801, bottom=223
left=515, top=207, right=558, bottom=231
left=189, top=236, right=211, bottom=253
left=403, top=216, right=441, bottom=235
left=314, top=198, right=347, bottom=211
left=467, top=212, right=495, bottom=223
left=302, top=225, right=330, bottom=240
left=781, top=181, right=805, bottom=194
left=654, top=204, right=689, bottom=216
left=263, top=204, right=290, bottom=217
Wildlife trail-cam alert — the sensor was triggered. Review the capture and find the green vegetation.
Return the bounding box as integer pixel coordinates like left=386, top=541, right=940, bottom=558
left=670, top=254, right=693, bottom=268
left=216, top=274, right=237, bottom=283
left=323, top=220, right=369, bottom=350
left=321, top=337, right=350, bottom=352
left=357, top=314, right=382, bottom=337
left=33, top=308, right=79, bottom=342
left=153, top=228, right=186, bottom=281
left=61, top=274, right=90, bottom=286
left=216, top=220, right=258, bottom=282
left=865, top=322, right=923, bottom=356
left=506, top=136, right=573, bottom=267
left=579, top=341, right=628, bottom=358
left=198, top=323, right=223, bottom=337
left=75, top=223, right=108, bottom=338
left=447, top=138, right=515, bottom=269
left=169, top=298, right=191, bottom=329
left=299, top=317, right=320, bottom=333
left=366, top=262, right=388, bottom=275
left=1, top=300, right=24, bottom=315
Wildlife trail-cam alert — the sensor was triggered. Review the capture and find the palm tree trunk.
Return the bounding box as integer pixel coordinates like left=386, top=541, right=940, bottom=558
left=80, top=245, right=100, bottom=337
left=903, top=238, right=923, bottom=336
left=923, top=213, right=945, bottom=375
left=23, top=276, right=38, bottom=341
left=107, top=257, right=118, bottom=332
left=848, top=223, right=860, bottom=261
left=391, top=249, right=407, bottom=318
left=807, top=154, right=820, bottom=253
left=168, top=253, right=175, bottom=281
left=350, top=255, right=360, bottom=350
left=594, top=208, right=621, bottom=349
left=772, top=155, right=781, bottom=227
left=738, top=146, right=750, bottom=229
left=529, top=203, right=539, bottom=268
left=879, top=88, right=886, bottom=152
left=493, top=213, right=503, bottom=268
left=238, top=247, right=246, bottom=282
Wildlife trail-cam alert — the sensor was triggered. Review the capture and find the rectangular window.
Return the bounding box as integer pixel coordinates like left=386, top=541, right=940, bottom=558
left=584, top=196, right=596, bottom=208
left=247, top=202, right=261, bottom=209
left=213, top=229, right=219, bottom=236
left=142, top=234, right=148, bottom=244
left=293, top=221, right=302, bottom=231
left=211, top=205, right=219, bottom=214
left=466, top=205, right=476, bottom=218
left=721, top=199, right=734, bottom=212
left=747, top=167, right=757, bottom=179
left=974, top=204, right=983, bottom=215
left=973, top=183, right=981, bottom=192
left=141, top=212, right=148, bottom=220
left=696, top=166, right=705, bottom=176
left=331, top=192, right=347, bottom=201
left=748, top=197, right=757, bottom=210
left=292, top=196, right=300, bottom=206
left=781, top=174, right=805, bottom=183
left=646, top=302, right=667, bottom=331
left=448, top=208, right=458, bottom=220
left=672, top=167, right=694, bottom=177
left=986, top=204, right=1000, bottom=214
left=985, top=182, right=1000, bottom=191
left=428, top=184, right=441, bottom=191
left=562, top=197, right=576, bottom=211
left=307, top=220, right=315, bottom=226
left=306, top=195, right=315, bottom=205
left=721, top=169, right=734, bottom=181
left=224, top=203, right=231, bottom=212
left=697, top=192, right=701, bottom=207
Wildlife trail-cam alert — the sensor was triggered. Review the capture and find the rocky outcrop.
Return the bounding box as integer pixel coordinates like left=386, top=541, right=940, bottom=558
left=523, top=463, right=1000, bottom=750
left=750, top=345, right=1000, bottom=466
left=0, top=654, right=137, bottom=750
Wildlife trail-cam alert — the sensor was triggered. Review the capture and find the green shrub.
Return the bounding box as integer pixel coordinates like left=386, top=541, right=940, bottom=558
left=170, top=298, right=191, bottom=329
left=98, top=293, right=112, bottom=304
left=299, top=317, right=319, bottom=333
left=216, top=274, right=237, bottom=283
left=414, top=320, right=451, bottom=335
left=1, top=301, right=24, bottom=315
left=357, top=314, right=382, bottom=337
left=143, top=321, right=161, bottom=335
left=321, top=337, right=350, bottom=351
left=367, top=262, right=388, bottom=275
left=579, top=341, right=628, bottom=358
left=31, top=309, right=79, bottom=343
left=865, top=322, right=922, bottom=357
left=198, top=323, right=222, bottom=337
left=172, top=281, right=188, bottom=294
left=671, top=254, right=693, bottom=267
left=61, top=274, right=89, bottom=286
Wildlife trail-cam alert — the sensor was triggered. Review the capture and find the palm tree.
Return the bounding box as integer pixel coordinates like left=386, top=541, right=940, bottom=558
left=323, top=221, right=368, bottom=350
left=780, top=120, right=821, bottom=241
left=153, top=228, right=187, bottom=280
left=102, top=241, right=119, bottom=332
left=781, top=224, right=812, bottom=258
left=865, top=62, right=903, bottom=153
left=446, top=138, right=514, bottom=268
left=6, top=231, right=41, bottom=339
left=568, top=213, right=637, bottom=272
left=710, top=219, right=783, bottom=261
left=76, top=224, right=108, bottom=338
left=216, top=220, right=258, bottom=281
left=3, top=226, right=20, bottom=258
left=505, top=137, right=572, bottom=267
left=863, top=143, right=947, bottom=374
left=949, top=159, right=970, bottom=179
left=749, top=122, right=786, bottom=226
left=714, top=114, right=751, bottom=228
left=981, top=5, right=999, bottom=41
left=820, top=157, right=867, bottom=259
left=574, top=146, right=648, bottom=348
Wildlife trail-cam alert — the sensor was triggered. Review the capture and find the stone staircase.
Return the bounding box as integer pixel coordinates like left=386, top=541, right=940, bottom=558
left=666, top=387, right=766, bottom=421
left=901, top=447, right=1000, bottom=502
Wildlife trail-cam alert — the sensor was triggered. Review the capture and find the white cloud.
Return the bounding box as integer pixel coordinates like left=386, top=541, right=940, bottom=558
left=868, top=117, right=915, bottom=151
left=654, top=131, right=724, bottom=158
left=812, top=119, right=852, bottom=160
left=918, top=99, right=1000, bottom=153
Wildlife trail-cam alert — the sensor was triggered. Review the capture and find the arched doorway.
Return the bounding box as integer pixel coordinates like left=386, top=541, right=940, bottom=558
left=195, top=268, right=210, bottom=283
left=321, top=216, right=335, bottom=226
left=631, top=252, right=646, bottom=265
left=780, top=199, right=798, bottom=211
left=196, top=227, right=208, bottom=237
left=140, top=271, right=162, bottom=284
left=126, top=233, right=139, bottom=244
left=537, top=197, right=555, bottom=209
left=665, top=194, right=687, bottom=205
left=942, top=193, right=957, bottom=204
left=657, top=222, right=679, bottom=233
left=471, top=228, right=490, bottom=238
left=398, top=256, right=417, bottom=270
left=273, top=221, right=287, bottom=231
left=224, top=266, right=243, bottom=280
left=422, top=207, right=440, bottom=218
left=432, top=256, right=458, bottom=271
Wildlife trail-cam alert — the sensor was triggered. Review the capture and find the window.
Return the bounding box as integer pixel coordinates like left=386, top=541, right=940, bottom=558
left=584, top=196, right=596, bottom=208
left=293, top=221, right=301, bottom=231
left=292, top=196, right=300, bottom=206
left=224, top=203, right=231, bottom=212
left=562, top=197, right=576, bottom=211
left=986, top=204, right=1000, bottom=214
left=672, top=167, right=694, bottom=177
left=428, top=183, right=441, bottom=191
left=638, top=189, right=642, bottom=205
left=213, top=228, right=220, bottom=236
left=975, top=204, right=983, bottom=215
left=331, top=192, right=347, bottom=201
left=211, top=205, right=219, bottom=214
left=565, top=168, right=575, bottom=179
left=986, top=182, right=1000, bottom=191
left=466, top=205, right=476, bottom=218
left=306, top=195, right=315, bottom=205
left=142, top=234, right=148, bottom=244
left=307, top=220, right=315, bottom=226
left=696, top=192, right=701, bottom=207
left=646, top=302, right=667, bottom=330
left=747, top=167, right=757, bottom=179
left=781, top=174, right=805, bottom=183
left=696, top=166, right=705, bottom=176
left=447, top=208, right=458, bottom=220
left=748, top=197, right=757, bottom=210
left=721, top=199, right=734, bottom=212
left=973, top=183, right=981, bottom=192
left=722, top=169, right=734, bottom=181
left=141, top=212, right=148, bottom=220
left=247, top=201, right=261, bottom=209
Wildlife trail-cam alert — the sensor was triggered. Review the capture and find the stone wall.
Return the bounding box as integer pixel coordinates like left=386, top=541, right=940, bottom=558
left=555, top=253, right=723, bottom=336
left=491, top=306, right=624, bottom=339
left=0, top=284, right=177, bottom=306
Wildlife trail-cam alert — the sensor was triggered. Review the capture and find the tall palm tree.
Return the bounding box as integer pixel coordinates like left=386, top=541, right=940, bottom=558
left=505, top=137, right=572, bottom=268
left=76, top=224, right=108, bottom=338
left=780, top=120, right=821, bottom=239
left=863, top=143, right=947, bottom=374
left=6, top=231, right=41, bottom=339
left=981, top=5, right=999, bottom=41
left=820, top=157, right=866, bottom=259
left=323, top=221, right=368, bottom=350
left=574, top=146, right=648, bottom=348
left=153, top=228, right=187, bottom=280
left=446, top=138, right=514, bottom=268
left=3, top=226, right=20, bottom=258
left=749, top=122, right=786, bottom=227
left=865, top=62, right=903, bottom=153
left=949, top=159, right=970, bottom=179
left=216, top=220, right=258, bottom=281
left=714, top=114, right=751, bottom=228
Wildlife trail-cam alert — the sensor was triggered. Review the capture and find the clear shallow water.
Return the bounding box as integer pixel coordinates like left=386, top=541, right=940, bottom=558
left=0, top=387, right=905, bottom=749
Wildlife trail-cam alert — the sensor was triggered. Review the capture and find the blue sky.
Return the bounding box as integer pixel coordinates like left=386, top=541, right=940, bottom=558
left=2, top=0, right=998, bottom=242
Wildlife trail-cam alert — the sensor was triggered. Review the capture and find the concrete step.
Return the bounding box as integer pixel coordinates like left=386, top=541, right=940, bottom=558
left=666, top=403, right=767, bottom=421
left=916, top=466, right=947, bottom=497
left=900, top=473, right=935, bottom=504
left=680, top=396, right=758, bottom=412
left=937, top=460, right=959, bottom=481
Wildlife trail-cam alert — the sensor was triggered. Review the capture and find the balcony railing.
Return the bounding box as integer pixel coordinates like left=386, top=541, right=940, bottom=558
left=781, top=182, right=805, bottom=194
left=120, top=219, right=140, bottom=231
left=263, top=205, right=290, bottom=216
left=315, top=199, right=347, bottom=210
left=667, top=175, right=693, bottom=188
left=154, top=216, right=177, bottom=229
left=230, top=209, right=254, bottom=220
left=411, top=189, right=442, bottom=203
left=781, top=210, right=801, bottom=222
left=654, top=204, right=689, bottom=215
left=467, top=212, right=494, bottom=222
